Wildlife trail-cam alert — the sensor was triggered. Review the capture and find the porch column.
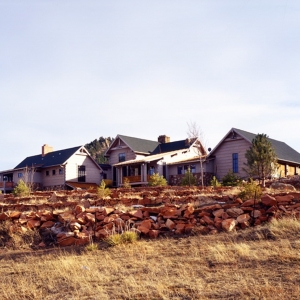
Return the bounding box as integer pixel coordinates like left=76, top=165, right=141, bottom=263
left=141, top=163, right=147, bottom=183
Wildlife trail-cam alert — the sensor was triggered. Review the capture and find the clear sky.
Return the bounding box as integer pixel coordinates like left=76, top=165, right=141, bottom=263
left=1, top=1, right=299, bottom=170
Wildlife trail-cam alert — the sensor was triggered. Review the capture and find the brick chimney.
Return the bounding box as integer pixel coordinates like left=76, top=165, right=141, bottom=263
left=42, top=144, right=53, bottom=157
left=158, top=135, right=170, bottom=144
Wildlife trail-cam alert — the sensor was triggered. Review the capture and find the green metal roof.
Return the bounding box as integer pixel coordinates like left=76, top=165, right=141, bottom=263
left=117, top=135, right=160, bottom=154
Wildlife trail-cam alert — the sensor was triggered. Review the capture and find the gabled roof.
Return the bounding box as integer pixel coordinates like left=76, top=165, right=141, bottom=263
left=209, top=128, right=300, bottom=165
left=106, top=135, right=160, bottom=155
left=151, top=140, right=190, bottom=154
left=15, top=146, right=83, bottom=169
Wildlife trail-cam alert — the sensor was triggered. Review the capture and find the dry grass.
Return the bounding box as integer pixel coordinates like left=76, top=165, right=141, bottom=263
left=0, top=218, right=300, bottom=299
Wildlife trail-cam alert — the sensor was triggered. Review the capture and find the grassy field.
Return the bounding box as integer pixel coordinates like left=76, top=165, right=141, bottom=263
left=0, top=217, right=300, bottom=300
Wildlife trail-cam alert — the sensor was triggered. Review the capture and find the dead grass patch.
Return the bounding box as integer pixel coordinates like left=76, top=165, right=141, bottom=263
left=0, top=218, right=300, bottom=299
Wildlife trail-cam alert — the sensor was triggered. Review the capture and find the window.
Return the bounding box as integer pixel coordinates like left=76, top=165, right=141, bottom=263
left=178, top=166, right=183, bottom=175
left=46, top=171, right=49, bottom=176
left=59, top=168, right=63, bottom=175
left=52, top=170, right=56, bottom=176
left=149, top=166, right=155, bottom=175
left=232, top=153, right=238, bottom=173
left=119, top=153, right=125, bottom=162
left=190, top=165, right=196, bottom=173
left=18, top=173, right=23, bottom=178
left=78, top=165, right=86, bottom=182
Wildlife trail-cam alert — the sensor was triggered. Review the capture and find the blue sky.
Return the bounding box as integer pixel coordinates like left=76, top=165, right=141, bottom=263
left=1, top=1, right=300, bottom=170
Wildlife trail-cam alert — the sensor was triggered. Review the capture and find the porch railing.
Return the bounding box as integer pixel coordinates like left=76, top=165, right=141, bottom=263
left=123, top=175, right=151, bottom=183
left=0, top=182, right=14, bottom=188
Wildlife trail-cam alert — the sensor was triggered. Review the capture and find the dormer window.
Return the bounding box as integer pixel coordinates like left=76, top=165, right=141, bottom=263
left=119, top=153, right=125, bottom=162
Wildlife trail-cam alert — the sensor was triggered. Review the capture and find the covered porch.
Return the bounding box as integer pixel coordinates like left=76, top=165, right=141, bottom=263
left=113, top=155, right=165, bottom=187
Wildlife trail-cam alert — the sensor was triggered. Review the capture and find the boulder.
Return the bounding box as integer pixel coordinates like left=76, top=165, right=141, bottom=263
left=270, top=182, right=296, bottom=191
left=261, top=194, right=277, bottom=207
left=236, top=213, right=251, bottom=224
left=222, top=219, right=236, bottom=232
left=275, top=195, right=294, bottom=203
left=226, top=208, right=244, bottom=218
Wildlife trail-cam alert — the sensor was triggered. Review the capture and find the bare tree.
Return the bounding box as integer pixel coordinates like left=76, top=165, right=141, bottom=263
left=186, top=121, right=208, bottom=188
left=22, top=165, right=36, bottom=192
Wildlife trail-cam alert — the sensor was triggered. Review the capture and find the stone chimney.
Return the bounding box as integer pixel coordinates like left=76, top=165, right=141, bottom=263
left=42, top=144, right=53, bottom=157
left=158, top=135, right=170, bottom=144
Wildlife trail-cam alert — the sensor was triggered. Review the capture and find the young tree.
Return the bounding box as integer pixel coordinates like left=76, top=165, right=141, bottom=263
left=244, top=133, right=278, bottom=187
left=186, top=121, right=208, bottom=188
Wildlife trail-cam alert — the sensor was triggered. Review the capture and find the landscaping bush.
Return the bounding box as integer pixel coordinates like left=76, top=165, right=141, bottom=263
left=221, top=170, right=240, bottom=186
left=97, top=180, right=111, bottom=198
left=239, top=179, right=262, bottom=200
left=210, top=176, right=221, bottom=188
left=181, top=168, right=196, bottom=186
left=148, top=173, right=167, bottom=186
left=12, top=179, right=30, bottom=197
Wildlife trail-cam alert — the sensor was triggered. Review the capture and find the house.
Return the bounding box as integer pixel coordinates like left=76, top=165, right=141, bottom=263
left=105, top=134, right=208, bottom=186
left=0, top=144, right=102, bottom=192
left=207, top=128, right=300, bottom=181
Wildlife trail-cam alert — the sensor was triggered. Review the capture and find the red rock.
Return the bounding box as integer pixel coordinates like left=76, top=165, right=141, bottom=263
left=239, top=221, right=250, bottom=229
left=261, top=194, right=277, bottom=207
left=40, top=211, right=54, bottom=221
left=40, top=221, right=55, bottom=228
left=213, top=209, right=224, bottom=218
left=85, top=213, right=95, bottom=224
left=96, top=229, right=109, bottom=239
left=58, top=211, right=75, bottom=223
left=234, top=198, right=243, bottom=204
left=129, top=209, right=143, bottom=219
left=236, top=213, right=250, bottom=223
left=74, top=204, right=85, bottom=215
left=165, top=219, right=176, bottom=230
left=10, top=211, right=22, bottom=219
left=199, top=204, right=222, bottom=211
left=0, top=212, right=9, bottom=221
left=104, top=207, right=115, bottom=215
left=57, top=236, right=77, bottom=247
left=184, top=224, right=194, bottom=233
left=27, top=219, right=41, bottom=229
left=175, top=223, right=186, bottom=234
left=201, top=215, right=214, bottom=225
left=198, top=211, right=212, bottom=217
left=137, top=225, right=150, bottom=234
left=250, top=210, right=262, bottom=218
left=266, top=206, right=277, bottom=213
left=275, top=195, right=294, bottom=203
left=241, top=199, right=255, bottom=207
left=140, top=219, right=152, bottom=230
left=221, top=212, right=229, bottom=220
left=148, top=230, right=160, bottom=239
left=226, top=208, right=244, bottom=217
left=222, top=219, right=236, bottom=232
left=183, top=205, right=195, bottom=217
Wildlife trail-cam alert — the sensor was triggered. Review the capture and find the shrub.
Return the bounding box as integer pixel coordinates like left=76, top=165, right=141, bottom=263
left=97, top=180, right=111, bottom=198
left=123, top=177, right=131, bottom=189
left=148, top=173, right=167, bottom=186
left=221, top=170, right=240, bottom=186
left=238, top=179, right=262, bottom=200
left=13, top=179, right=30, bottom=197
left=104, top=230, right=138, bottom=247
left=210, top=176, right=221, bottom=188
left=181, top=168, right=196, bottom=186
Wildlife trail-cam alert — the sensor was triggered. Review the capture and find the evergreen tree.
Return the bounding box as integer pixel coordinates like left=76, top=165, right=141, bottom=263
left=244, top=133, right=278, bottom=187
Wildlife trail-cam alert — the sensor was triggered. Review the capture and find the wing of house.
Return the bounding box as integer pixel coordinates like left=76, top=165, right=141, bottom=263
left=0, top=144, right=102, bottom=192
left=105, top=134, right=207, bottom=186
left=207, top=128, right=300, bottom=180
